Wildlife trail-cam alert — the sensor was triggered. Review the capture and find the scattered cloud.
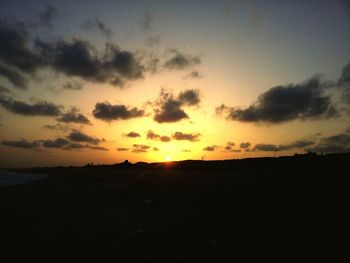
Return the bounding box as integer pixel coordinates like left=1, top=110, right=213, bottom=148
left=57, top=107, right=91, bottom=124
left=0, top=64, right=27, bottom=89
left=203, top=145, right=218, bottom=152
left=38, top=3, right=58, bottom=28
left=173, top=131, right=201, bottom=142
left=140, top=10, right=154, bottom=31
left=307, top=133, right=350, bottom=153
left=217, top=76, right=338, bottom=124
left=153, top=88, right=200, bottom=123
left=82, top=18, right=112, bottom=38
left=116, top=147, right=129, bottom=151
left=0, top=95, right=61, bottom=117
left=2, top=138, right=40, bottom=149
left=240, top=142, right=251, bottom=149
left=124, top=131, right=141, bottom=138
left=67, top=130, right=101, bottom=145
left=184, top=70, right=203, bottom=79
left=93, top=102, right=145, bottom=122
left=146, top=130, right=171, bottom=142
left=132, top=144, right=151, bottom=153
left=42, top=137, right=70, bottom=148
left=164, top=49, right=201, bottom=70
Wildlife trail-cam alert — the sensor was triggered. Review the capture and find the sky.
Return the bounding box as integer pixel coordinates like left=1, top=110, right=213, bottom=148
left=0, top=0, right=350, bottom=167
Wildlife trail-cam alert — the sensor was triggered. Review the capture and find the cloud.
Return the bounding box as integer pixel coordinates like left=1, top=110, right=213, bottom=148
left=184, top=71, right=203, bottom=79
left=42, top=123, right=70, bottom=132
left=145, top=35, right=160, bottom=47
left=93, top=102, right=145, bottom=122
left=85, top=145, right=108, bottom=151
left=153, top=88, right=200, bottom=123
left=2, top=139, right=40, bottom=149
left=116, top=147, right=129, bottom=151
left=172, top=132, right=201, bottom=142
left=67, top=130, right=101, bottom=145
left=62, top=81, right=83, bottom=91
left=82, top=18, right=112, bottom=38
left=307, top=133, right=350, bottom=153
left=164, top=49, right=201, bottom=70
left=178, top=89, right=201, bottom=106
left=57, top=107, right=91, bottom=124
left=36, top=39, right=144, bottom=87
left=153, top=147, right=159, bottom=151
left=240, top=142, right=251, bottom=149
left=0, top=95, right=61, bottom=116
left=181, top=149, right=191, bottom=152
left=132, top=144, right=151, bottom=153
left=124, top=131, right=141, bottom=138
left=0, top=64, right=27, bottom=89
left=224, top=142, right=240, bottom=152
left=254, top=144, right=277, bottom=152
left=0, top=22, right=43, bottom=73
left=203, top=145, right=218, bottom=152
left=254, top=139, right=315, bottom=152
left=38, top=3, right=58, bottom=28
left=146, top=130, right=171, bottom=142
left=42, top=138, right=70, bottom=148
left=140, top=10, right=154, bottom=31
left=337, top=62, right=350, bottom=103
left=217, top=76, right=338, bottom=123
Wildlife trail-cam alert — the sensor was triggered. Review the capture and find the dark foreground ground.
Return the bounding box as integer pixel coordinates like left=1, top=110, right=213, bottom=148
left=1, top=154, right=350, bottom=262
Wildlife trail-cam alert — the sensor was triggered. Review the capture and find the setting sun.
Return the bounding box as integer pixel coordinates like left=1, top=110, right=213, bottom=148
left=165, top=156, right=171, bottom=161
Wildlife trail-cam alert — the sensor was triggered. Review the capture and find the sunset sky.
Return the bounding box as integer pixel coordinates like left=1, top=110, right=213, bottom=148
left=1, top=0, right=350, bottom=167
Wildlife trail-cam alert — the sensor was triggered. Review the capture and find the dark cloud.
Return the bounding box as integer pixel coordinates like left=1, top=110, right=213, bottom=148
left=62, top=81, right=83, bottom=91
left=240, top=142, right=251, bottom=149
left=224, top=142, right=240, bottom=152
left=254, top=144, right=277, bottom=152
left=93, top=102, right=145, bottom=122
left=203, top=145, right=218, bottom=152
left=83, top=18, right=112, bottom=38
left=0, top=95, right=61, bottom=116
left=38, top=3, right=58, bottom=28
left=337, top=62, right=350, bottom=103
left=42, top=138, right=70, bottom=148
left=153, top=147, right=159, bottom=151
left=146, top=130, right=160, bottom=140
left=146, top=130, right=171, bottom=142
left=217, top=76, right=338, bottom=123
left=116, top=147, right=129, bottom=151
left=36, top=39, right=144, bottom=87
left=64, top=142, right=85, bottom=150
left=185, top=71, right=203, bottom=79
left=0, top=64, right=27, bottom=89
left=160, top=136, right=171, bottom=142
left=57, top=107, right=91, bottom=124
left=307, top=133, right=350, bottom=153
left=85, top=145, right=108, bottom=151
left=164, top=49, right=201, bottom=70
left=178, top=89, right=200, bottom=106
left=124, top=131, right=141, bottom=138
left=0, top=22, right=43, bottom=73
left=0, top=85, right=10, bottom=94
left=67, top=130, right=101, bottom=145
left=140, top=10, right=154, bottom=31
left=132, top=144, right=151, bottom=153
left=2, top=139, right=40, bottom=149
left=153, top=89, right=200, bottom=123
left=42, top=123, right=70, bottom=132
left=278, top=140, right=315, bottom=151
left=145, top=35, right=160, bottom=47
left=254, top=139, right=315, bottom=152
left=172, top=132, right=201, bottom=142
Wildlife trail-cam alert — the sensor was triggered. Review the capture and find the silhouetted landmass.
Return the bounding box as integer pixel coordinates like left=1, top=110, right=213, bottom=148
left=1, top=153, right=350, bottom=262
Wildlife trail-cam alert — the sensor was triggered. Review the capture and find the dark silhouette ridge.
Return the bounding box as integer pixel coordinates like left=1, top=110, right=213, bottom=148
left=1, top=152, right=350, bottom=262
